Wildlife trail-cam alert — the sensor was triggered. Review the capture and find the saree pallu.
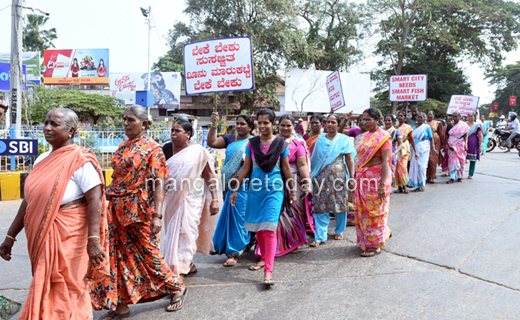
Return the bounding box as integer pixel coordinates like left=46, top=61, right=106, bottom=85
left=162, top=144, right=216, bottom=275
left=305, top=134, right=319, bottom=157
left=213, top=138, right=251, bottom=258
left=393, top=124, right=413, bottom=188
left=21, top=145, right=109, bottom=320
left=409, top=124, right=432, bottom=189
left=355, top=129, right=391, bottom=251
left=448, top=122, right=470, bottom=178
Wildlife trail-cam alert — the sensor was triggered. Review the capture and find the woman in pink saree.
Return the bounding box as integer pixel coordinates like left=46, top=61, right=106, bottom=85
left=446, top=112, right=469, bottom=184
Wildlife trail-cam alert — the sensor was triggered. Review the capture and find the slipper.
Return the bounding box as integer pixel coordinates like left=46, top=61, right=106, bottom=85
left=456, top=178, right=463, bottom=182
left=360, top=248, right=381, bottom=257
left=446, top=179, right=454, bottom=184
left=100, top=311, right=131, bottom=320
left=309, top=241, right=326, bottom=247
left=403, top=187, right=409, bottom=194
left=334, top=234, right=343, bottom=240
left=264, top=278, right=275, bottom=286
left=467, top=176, right=473, bottom=179
left=441, top=174, right=448, bottom=177
left=249, top=262, right=265, bottom=271
left=223, top=257, right=237, bottom=267
left=166, top=288, right=188, bottom=312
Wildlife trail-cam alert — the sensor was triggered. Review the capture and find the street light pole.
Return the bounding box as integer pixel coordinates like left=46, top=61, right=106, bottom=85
left=10, top=0, right=24, bottom=138
left=146, top=5, right=151, bottom=116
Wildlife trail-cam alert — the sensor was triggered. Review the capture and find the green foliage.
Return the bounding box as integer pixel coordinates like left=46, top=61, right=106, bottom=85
left=486, top=60, right=520, bottom=115
left=93, top=117, right=125, bottom=130
left=31, top=86, right=124, bottom=124
left=416, top=99, right=449, bottom=118
left=23, top=14, right=57, bottom=57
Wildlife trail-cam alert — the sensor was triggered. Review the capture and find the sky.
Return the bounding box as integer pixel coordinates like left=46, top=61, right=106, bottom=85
left=0, top=0, right=518, bottom=105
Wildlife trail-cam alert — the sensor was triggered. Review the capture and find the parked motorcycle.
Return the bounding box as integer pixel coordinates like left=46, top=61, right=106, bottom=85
left=486, top=128, right=520, bottom=152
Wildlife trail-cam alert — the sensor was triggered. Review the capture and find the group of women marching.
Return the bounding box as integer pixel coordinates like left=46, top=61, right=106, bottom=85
left=0, top=105, right=488, bottom=319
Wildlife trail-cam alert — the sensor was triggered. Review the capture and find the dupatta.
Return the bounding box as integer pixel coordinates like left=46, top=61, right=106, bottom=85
left=468, top=123, right=482, bottom=137
left=310, top=133, right=356, bottom=179
left=221, top=137, right=251, bottom=191
left=356, top=129, right=391, bottom=170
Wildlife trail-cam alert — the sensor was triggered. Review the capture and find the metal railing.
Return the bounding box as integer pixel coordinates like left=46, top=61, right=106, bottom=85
left=0, top=127, right=211, bottom=172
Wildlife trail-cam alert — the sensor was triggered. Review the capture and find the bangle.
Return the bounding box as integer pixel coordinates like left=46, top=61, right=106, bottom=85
left=211, top=123, right=218, bottom=128
left=152, top=213, right=162, bottom=219
left=87, top=236, right=100, bottom=240
left=6, top=235, right=16, bottom=241
left=211, top=199, right=219, bottom=203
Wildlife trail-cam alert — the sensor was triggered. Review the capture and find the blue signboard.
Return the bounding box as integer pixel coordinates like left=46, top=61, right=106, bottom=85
left=0, top=139, right=38, bottom=156
left=0, top=63, right=27, bottom=91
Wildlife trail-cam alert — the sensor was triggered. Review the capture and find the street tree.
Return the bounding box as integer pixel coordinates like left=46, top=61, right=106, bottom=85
left=22, top=14, right=57, bottom=57
left=487, top=60, right=520, bottom=115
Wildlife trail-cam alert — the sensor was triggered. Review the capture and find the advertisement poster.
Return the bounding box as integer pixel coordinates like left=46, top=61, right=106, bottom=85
left=0, top=63, right=26, bottom=91
left=0, top=52, right=40, bottom=87
left=326, top=70, right=345, bottom=112
left=110, top=72, right=181, bottom=109
left=389, top=74, right=427, bottom=102
left=447, top=95, right=480, bottom=116
left=183, top=36, right=254, bottom=95
left=43, top=49, right=109, bottom=85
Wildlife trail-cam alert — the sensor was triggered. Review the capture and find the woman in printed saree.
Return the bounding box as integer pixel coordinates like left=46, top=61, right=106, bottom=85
left=162, top=120, right=219, bottom=277
left=304, top=114, right=323, bottom=157
left=480, top=115, right=490, bottom=155
left=394, top=111, right=417, bottom=194
left=0, top=108, right=109, bottom=320
left=441, top=117, right=453, bottom=176
left=426, top=111, right=446, bottom=183
left=355, top=108, right=392, bottom=257
left=446, top=112, right=470, bottom=184
left=466, top=113, right=484, bottom=179
left=265, top=114, right=312, bottom=256
left=91, top=106, right=185, bottom=318
left=310, top=114, right=356, bottom=246
left=384, top=114, right=404, bottom=184
left=409, top=113, right=436, bottom=192
left=230, top=108, right=296, bottom=286
left=208, top=112, right=254, bottom=267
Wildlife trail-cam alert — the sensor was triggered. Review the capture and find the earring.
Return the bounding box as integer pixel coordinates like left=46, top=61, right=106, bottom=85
left=69, top=134, right=72, bottom=138
left=142, top=126, right=146, bottom=130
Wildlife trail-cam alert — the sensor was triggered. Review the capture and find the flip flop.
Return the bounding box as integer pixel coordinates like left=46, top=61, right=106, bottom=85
left=360, top=248, right=381, bottom=257
left=334, top=234, right=344, bottom=240
left=166, top=288, right=188, bottom=312
left=264, top=278, right=275, bottom=286
left=309, top=241, right=326, bottom=247
left=99, top=311, right=131, bottom=320
left=446, top=179, right=454, bottom=184
left=223, top=257, right=238, bottom=267
left=467, top=176, right=473, bottom=179
left=249, top=262, right=265, bottom=271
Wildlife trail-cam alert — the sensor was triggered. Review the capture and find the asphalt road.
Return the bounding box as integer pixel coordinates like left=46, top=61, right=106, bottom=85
left=1, top=149, right=519, bottom=319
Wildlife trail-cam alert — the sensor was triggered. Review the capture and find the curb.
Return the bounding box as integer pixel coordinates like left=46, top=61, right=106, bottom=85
left=0, top=169, right=114, bottom=201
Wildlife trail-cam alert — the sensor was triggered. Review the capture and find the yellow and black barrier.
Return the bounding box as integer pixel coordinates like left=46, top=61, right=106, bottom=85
left=0, top=169, right=115, bottom=201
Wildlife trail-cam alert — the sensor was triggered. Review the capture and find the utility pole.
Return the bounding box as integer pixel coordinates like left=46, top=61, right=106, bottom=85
left=146, top=5, right=151, bottom=116
left=10, top=0, right=24, bottom=138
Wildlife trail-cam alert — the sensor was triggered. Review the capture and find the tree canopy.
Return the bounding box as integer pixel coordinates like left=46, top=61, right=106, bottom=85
left=22, top=14, right=57, bottom=57
left=486, top=60, right=520, bottom=116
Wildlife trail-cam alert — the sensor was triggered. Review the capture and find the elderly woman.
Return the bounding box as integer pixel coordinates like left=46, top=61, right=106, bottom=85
left=162, top=120, right=219, bottom=278
left=208, top=112, right=254, bottom=267
left=0, top=108, right=109, bottom=319
left=466, top=113, right=483, bottom=179
left=304, top=114, right=323, bottom=156
left=446, top=112, right=469, bottom=184
left=91, top=105, right=185, bottom=318
left=408, top=113, right=436, bottom=192
left=230, top=108, right=296, bottom=285
left=426, top=111, right=446, bottom=183
left=355, top=108, right=392, bottom=257
left=310, top=114, right=356, bottom=246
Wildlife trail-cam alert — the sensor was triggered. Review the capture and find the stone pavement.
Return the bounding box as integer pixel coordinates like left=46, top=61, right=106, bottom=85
left=1, top=150, right=519, bottom=319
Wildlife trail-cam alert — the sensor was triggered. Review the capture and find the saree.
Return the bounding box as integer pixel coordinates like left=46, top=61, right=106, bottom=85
left=305, top=134, right=319, bottom=157
left=394, top=124, right=413, bottom=188
left=212, top=137, right=251, bottom=258
left=426, top=121, right=445, bottom=180
left=163, top=144, right=216, bottom=275
left=355, top=129, right=392, bottom=251
left=409, top=124, right=432, bottom=188
left=386, top=126, right=399, bottom=183
left=448, top=121, right=470, bottom=179
left=467, top=123, right=482, bottom=161
left=310, top=134, right=356, bottom=214
left=90, top=136, right=183, bottom=311
left=21, top=145, right=109, bottom=320
left=482, top=121, right=490, bottom=154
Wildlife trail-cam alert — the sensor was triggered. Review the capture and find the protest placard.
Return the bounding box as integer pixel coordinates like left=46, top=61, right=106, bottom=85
left=389, top=74, right=427, bottom=102
left=183, top=37, right=254, bottom=95
left=326, top=70, right=345, bottom=112
left=447, top=95, right=480, bottom=116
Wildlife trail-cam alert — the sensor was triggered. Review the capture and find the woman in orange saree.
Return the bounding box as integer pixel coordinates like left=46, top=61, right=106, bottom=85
left=426, top=111, right=446, bottom=183
left=393, top=111, right=417, bottom=194
left=304, top=115, right=323, bottom=157
left=355, top=108, right=392, bottom=257
left=0, top=108, right=109, bottom=320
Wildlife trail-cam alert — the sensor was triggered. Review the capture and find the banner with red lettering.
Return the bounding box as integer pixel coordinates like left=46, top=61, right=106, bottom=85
left=493, top=102, right=499, bottom=111
left=510, top=96, right=517, bottom=107
left=183, top=37, right=254, bottom=95
left=447, top=95, right=480, bottom=116
left=326, top=70, right=345, bottom=112
left=109, top=72, right=181, bottom=109
left=389, top=74, right=427, bottom=102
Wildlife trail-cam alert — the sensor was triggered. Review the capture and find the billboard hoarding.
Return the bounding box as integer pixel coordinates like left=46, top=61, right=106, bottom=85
left=110, top=72, right=181, bottom=109
left=389, top=74, right=427, bottom=102
left=0, top=52, right=40, bottom=87
left=447, top=95, right=479, bottom=117
left=183, top=37, right=254, bottom=95
left=43, top=49, right=109, bottom=85
left=0, top=63, right=27, bottom=91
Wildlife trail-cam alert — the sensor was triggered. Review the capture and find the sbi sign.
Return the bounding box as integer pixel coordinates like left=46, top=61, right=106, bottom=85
left=0, top=139, right=38, bottom=156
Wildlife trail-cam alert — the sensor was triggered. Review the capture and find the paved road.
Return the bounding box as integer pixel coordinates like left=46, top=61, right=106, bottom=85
left=1, top=150, right=519, bottom=319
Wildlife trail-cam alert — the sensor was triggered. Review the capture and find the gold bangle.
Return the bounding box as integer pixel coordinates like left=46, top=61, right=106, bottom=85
left=6, top=235, right=16, bottom=241
left=211, top=199, right=219, bottom=202
left=87, top=236, right=100, bottom=240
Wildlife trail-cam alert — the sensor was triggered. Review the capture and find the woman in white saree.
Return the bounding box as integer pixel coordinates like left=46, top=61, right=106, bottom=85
left=162, top=120, right=219, bottom=279
left=408, top=113, right=436, bottom=192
